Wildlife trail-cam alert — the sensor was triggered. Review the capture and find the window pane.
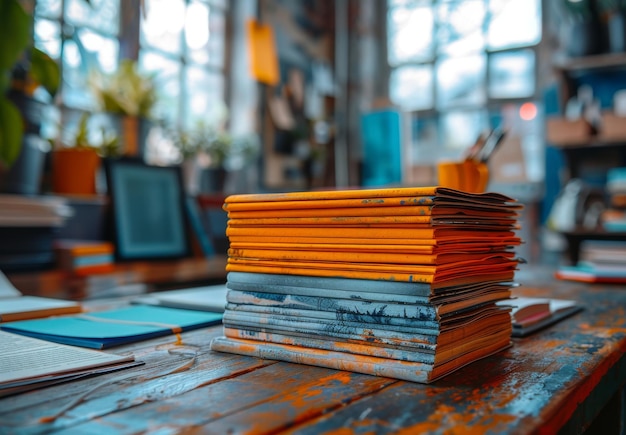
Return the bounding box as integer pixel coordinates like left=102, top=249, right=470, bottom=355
left=387, top=4, right=434, bottom=65
left=62, top=34, right=119, bottom=109
left=489, top=49, right=535, bottom=99
left=439, top=110, right=489, bottom=152
left=184, top=66, right=224, bottom=128
left=34, top=19, right=61, bottom=59
left=207, top=8, right=226, bottom=68
left=35, top=0, right=62, bottom=18
left=207, top=0, right=228, bottom=9
left=62, top=40, right=92, bottom=109
left=436, top=55, right=486, bottom=109
left=488, top=0, right=541, bottom=50
left=141, top=0, right=185, bottom=55
left=65, top=0, right=119, bottom=36
left=388, top=0, right=431, bottom=7
left=139, top=51, right=181, bottom=123
left=410, top=116, right=439, bottom=164
left=437, top=0, right=486, bottom=56
left=186, top=0, right=210, bottom=65
left=77, top=28, right=118, bottom=73
left=390, top=65, right=433, bottom=110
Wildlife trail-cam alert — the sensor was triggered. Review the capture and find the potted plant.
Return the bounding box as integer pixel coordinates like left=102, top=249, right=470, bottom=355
left=52, top=112, right=119, bottom=195
left=0, top=0, right=60, bottom=193
left=167, top=120, right=260, bottom=194
left=89, top=59, right=157, bottom=158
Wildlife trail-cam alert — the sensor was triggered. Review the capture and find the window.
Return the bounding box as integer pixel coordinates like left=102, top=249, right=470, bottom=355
left=33, top=0, right=228, bottom=163
left=387, top=0, right=544, bottom=183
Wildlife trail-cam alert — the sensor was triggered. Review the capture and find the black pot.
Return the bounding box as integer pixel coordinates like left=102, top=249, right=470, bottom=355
left=0, top=134, right=46, bottom=195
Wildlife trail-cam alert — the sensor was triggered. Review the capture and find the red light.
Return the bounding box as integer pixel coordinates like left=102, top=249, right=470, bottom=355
left=519, top=102, right=537, bottom=121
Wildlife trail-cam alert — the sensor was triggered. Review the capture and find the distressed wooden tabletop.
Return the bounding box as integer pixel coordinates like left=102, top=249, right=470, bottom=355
left=1, top=268, right=625, bottom=435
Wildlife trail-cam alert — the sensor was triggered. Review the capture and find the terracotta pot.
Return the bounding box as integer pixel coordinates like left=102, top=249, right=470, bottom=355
left=52, top=148, right=101, bottom=195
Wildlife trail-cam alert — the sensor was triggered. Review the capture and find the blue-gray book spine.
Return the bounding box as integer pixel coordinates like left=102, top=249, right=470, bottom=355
left=226, top=281, right=432, bottom=304
left=225, top=303, right=441, bottom=329
left=226, top=272, right=434, bottom=296
left=222, top=310, right=440, bottom=347
left=224, top=327, right=437, bottom=364
left=226, top=290, right=439, bottom=321
left=210, top=336, right=434, bottom=383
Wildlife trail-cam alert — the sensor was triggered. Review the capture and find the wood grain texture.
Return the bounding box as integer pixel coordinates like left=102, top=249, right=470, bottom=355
left=0, top=273, right=624, bottom=434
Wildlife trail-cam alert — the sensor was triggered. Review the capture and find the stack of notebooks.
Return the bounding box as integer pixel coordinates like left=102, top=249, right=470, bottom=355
left=54, top=239, right=115, bottom=276
left=210, top=186, right=523, bottom=383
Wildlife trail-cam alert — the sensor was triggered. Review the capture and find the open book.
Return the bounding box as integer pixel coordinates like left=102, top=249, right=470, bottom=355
left=503, top=297, right=583, bottom=337
left=0, top=271, right=82, bottom=322
left=0, top=330, right=141, bottom=397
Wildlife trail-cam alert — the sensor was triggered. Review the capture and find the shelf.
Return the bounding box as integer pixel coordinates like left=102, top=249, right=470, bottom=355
left=553, top=52, right=626, bottom=72
left=560, top=230, right=626, bottom=264
left=550, top=139, right=626, bottom=150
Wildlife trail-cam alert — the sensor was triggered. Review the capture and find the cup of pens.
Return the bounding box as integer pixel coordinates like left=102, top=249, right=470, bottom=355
left=437, top=128, right=506, bottom=194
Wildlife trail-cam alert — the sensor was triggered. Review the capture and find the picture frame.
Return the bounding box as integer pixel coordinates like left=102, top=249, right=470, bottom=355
left=105, top=159, right=191, bottom=261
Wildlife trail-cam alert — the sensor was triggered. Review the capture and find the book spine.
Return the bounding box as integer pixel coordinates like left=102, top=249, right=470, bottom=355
left=223, top=327, right=437, bottom=364
left=227, top=205, right=435, bottom=219
left=226, top=271, right=434, bottom=296
left=222, top=310, right=440, bottom=342
left=223, top=195, right=436, bottom=211
left=185, top=196, right=216, bottom=258
left=210, top=336, right=433, bottom=384
left=225, top=303, right=441, bottom=327
left=226, top=226, right=438, bottom=239
left=226, top=290, right=439, bottom=321
left=227, top=215, right=434, bottom=226
left=225, top=283, right=432, bottom=305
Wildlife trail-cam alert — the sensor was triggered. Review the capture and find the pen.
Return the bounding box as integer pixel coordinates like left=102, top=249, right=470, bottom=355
left=477, top=127, right=506, bottom=163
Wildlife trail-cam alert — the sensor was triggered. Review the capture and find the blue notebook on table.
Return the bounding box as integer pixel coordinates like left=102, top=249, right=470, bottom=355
left=0, top=305, right=223, bottom=349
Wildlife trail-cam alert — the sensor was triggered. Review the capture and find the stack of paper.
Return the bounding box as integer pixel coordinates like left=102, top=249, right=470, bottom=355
left=54, top=239, right=115, bottom=276
left=210, top=186, right=523, bottom=383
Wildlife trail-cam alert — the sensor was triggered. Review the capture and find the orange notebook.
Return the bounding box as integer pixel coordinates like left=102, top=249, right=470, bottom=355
left=224, top=186, right=516, bottom=204
left=226, top=226, right=518, bottom=240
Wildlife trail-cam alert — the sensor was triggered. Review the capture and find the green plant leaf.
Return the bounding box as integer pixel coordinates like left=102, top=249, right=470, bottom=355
left=0, top=97, right=24, bottom=166
left=0, top=0, right=30, bottom=73
left=30, top=47, right=61, bottom=97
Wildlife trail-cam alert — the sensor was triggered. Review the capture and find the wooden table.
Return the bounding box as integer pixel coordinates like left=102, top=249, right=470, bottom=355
left=1, top=268, right=625, bottom=434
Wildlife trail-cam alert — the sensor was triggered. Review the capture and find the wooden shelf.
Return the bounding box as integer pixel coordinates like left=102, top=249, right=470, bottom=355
left=550, top=139, right=626, bottom=150
left=553, top=52, right=626, bottom=72
left=560, top=230, right=626, bottom=264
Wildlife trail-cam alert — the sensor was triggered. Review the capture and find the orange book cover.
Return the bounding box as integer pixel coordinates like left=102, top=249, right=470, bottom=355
left=224, top=187, right=521, bottom=211
left=228, top=241, right=519, bottom=254
left=54, top=240, right=114, bottom=256
left=226, top=235, right=521, bottom=248
left=226, top=215, right=518, bottom=227
left=224, top=186, right=519, bottom=204
left=224, top=195, right=436, bottom=212
left=225, top=226, right=517, bottom=240
left=227, top=256, right=518, bottom=278
left=225, top=261, right=516, bottom=289
left=228, top=248, right=517, bottom=266
left=226, top=205, right=519, bottom=219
